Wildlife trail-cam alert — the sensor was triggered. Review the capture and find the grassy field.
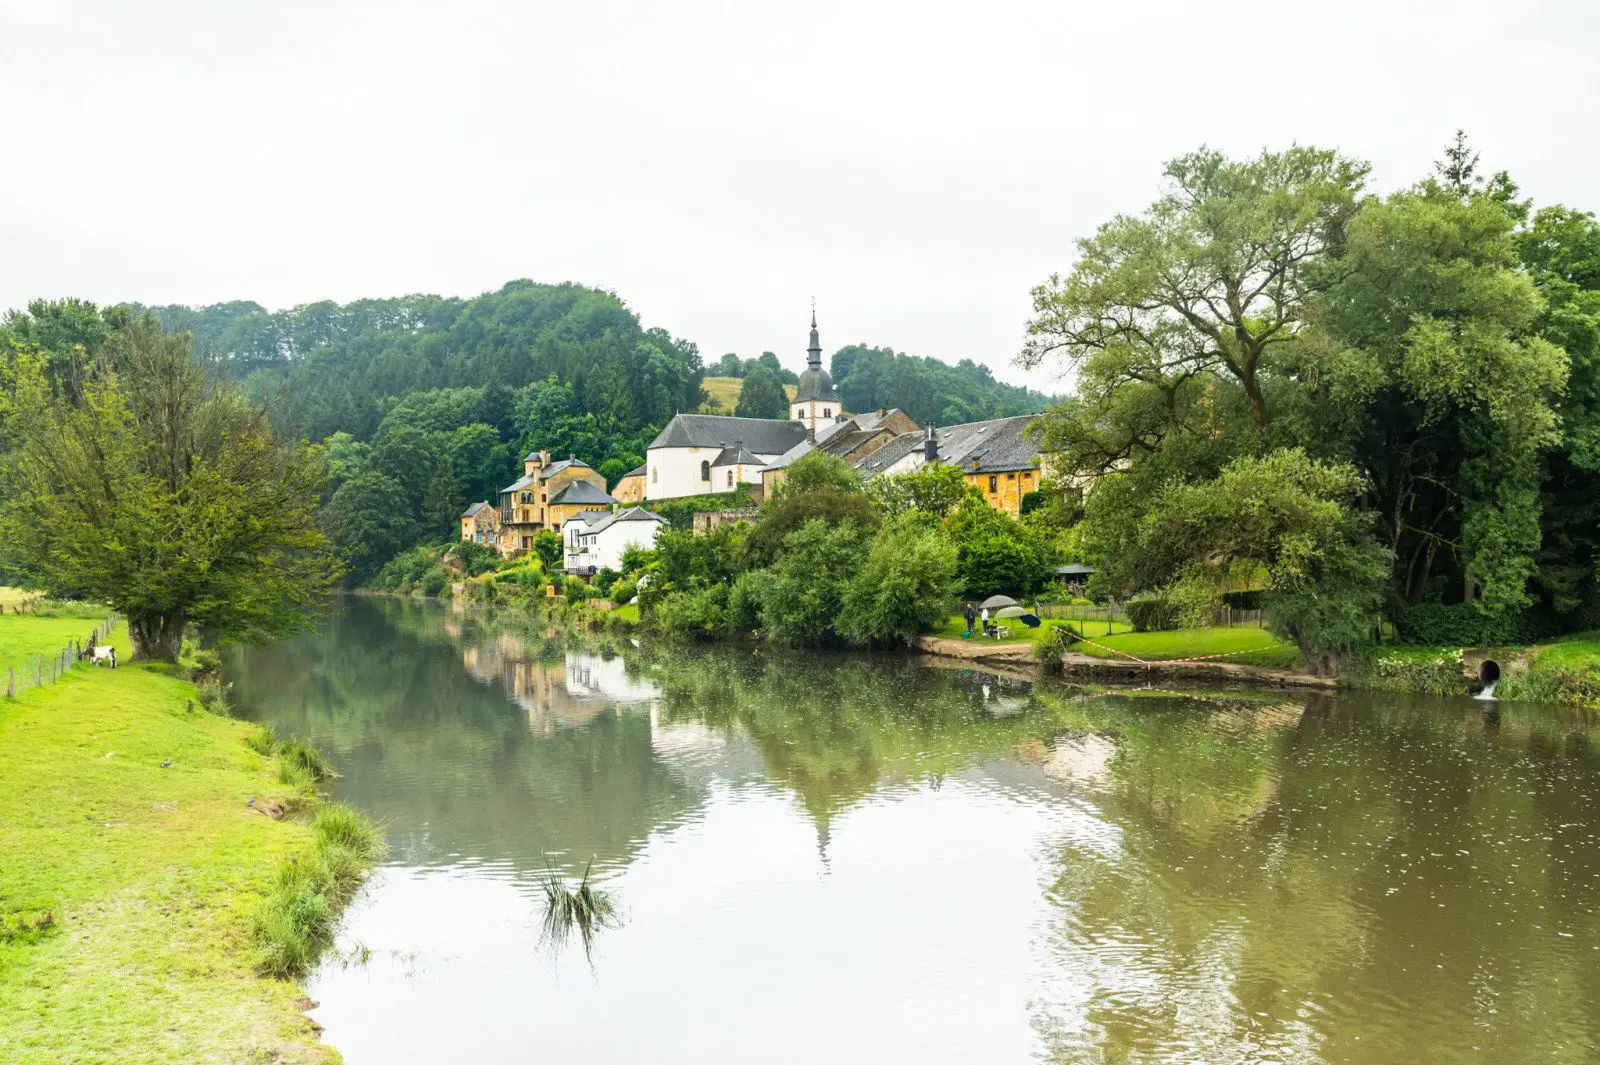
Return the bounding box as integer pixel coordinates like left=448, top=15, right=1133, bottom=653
left=0, top=587, right=41, bottom=610
left=612, top=602, right=640, bottom=625
left=1070, top=626, right=1302, bottom=670
left=0, top=615, right=108, bottom=678
left=699, top=376, right=798, bottom=413
left=0, top=622, right=340, bottom=1064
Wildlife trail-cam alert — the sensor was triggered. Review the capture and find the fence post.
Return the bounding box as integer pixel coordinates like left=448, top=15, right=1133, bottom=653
left=37, top=655, right=43, bottom=687
left=6, top=667, right=12, bottom=697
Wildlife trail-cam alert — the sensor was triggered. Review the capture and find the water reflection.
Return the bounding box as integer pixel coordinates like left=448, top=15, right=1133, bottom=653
left=225, top=598, right=1600, bottom=1064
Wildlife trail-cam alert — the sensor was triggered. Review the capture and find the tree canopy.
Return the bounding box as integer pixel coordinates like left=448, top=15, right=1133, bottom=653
left=1026, top=138, right=1600, bottom=654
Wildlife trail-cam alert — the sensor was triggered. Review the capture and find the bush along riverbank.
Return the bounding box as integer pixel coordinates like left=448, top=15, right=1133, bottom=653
left=0, top=625, right=381, bottom=1065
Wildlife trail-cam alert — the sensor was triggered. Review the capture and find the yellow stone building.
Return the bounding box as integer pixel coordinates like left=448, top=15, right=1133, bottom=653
left=490, top=451, right=616, bottom=557
left=459, top=501, right=500, bottom=547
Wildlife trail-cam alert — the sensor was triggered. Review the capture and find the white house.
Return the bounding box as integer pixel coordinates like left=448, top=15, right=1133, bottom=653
left=563, top=506, right=670, bottom=575
left=644, top=414, right=805, bottom=500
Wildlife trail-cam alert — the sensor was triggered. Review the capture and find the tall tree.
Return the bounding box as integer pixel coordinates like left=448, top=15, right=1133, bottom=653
left=1022, top=145, right=1368, bottom=430
left=734, top=366, right=788, bottom=419
left=0, top=319, right=340, bottom=660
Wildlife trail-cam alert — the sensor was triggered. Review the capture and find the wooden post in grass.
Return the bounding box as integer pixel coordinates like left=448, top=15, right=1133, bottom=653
left=37, top=655, right=43, bottom=688
left=6, top=667, right=12, bottom=697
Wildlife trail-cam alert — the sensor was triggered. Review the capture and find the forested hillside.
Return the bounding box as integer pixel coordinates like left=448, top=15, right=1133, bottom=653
left=830, top=345, right=1051, bottom=424
left=3, top=280, right=1050, bottom=583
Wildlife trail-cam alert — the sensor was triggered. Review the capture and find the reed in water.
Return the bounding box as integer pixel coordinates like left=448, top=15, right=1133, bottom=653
left=539, top=858, right=620, bottom=962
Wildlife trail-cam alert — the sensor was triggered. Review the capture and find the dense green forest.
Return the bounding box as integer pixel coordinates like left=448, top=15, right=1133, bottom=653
left=1023, top=135, right=1600, bottom=662
left=830, top=344, right=1051, bottom=424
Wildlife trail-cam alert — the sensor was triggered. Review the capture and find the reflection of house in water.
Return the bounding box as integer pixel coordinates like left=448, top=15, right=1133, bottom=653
left=462, top=638, right=661, bottom=732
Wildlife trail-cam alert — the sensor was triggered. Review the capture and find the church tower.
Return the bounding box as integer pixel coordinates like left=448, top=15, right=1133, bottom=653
left=789, top=308, right=839, bottom=435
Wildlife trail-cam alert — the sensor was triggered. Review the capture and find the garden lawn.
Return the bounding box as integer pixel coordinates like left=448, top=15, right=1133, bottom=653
left=0, top=615, right=109, bottom=678
left=931, top=614, right=1113, bottom=649
left=612, top=602, right=640, bottom=625
left=1072, top=626, right=1302, bottom=670
left=0, top=624, right=334, bottom=1065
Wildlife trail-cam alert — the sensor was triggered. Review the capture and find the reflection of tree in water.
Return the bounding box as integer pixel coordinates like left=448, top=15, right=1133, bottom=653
left=224, top=597, right=697, bottom=879
left=1028, top=688, right=1600, bottom=1064
left=646, top=646, right=1057, bottom=831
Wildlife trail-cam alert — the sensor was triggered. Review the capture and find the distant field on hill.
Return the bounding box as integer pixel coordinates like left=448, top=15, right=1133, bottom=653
left=700, top=377, right=798, bottom=413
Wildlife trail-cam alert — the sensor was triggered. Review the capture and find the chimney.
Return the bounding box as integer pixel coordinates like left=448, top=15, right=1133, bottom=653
left=568, top=452, right=575, bottom=462
left=924, top=424, right=938, bottom=463
left=877, top=407, right=886, bottom=418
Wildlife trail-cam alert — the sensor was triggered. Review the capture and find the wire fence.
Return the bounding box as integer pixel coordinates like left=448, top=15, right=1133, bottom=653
left=4, top=615, right=120, bottom=699
left=1033, top=602, right=1268, bottom=632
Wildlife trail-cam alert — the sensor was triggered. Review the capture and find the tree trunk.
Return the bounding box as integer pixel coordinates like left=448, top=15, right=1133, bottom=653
left=128, top=610, right=186, bottom=662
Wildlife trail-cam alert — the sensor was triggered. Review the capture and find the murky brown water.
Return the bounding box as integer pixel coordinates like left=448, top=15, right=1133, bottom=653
left=226, top=597, right=1600, bottom=1063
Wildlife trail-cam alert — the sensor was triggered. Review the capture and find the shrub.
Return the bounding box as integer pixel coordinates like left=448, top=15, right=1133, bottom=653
left=195, top=675, right=232, bottom=715
left=1032, top=624, right=1080, bottom=669
left=1125, top=594, right=1177, bottom=632
left=593, top=568, right=620, bottom=596
left=654, top=585, right=729, bottom=640
left=758, top=519, right=872, bottom=646
left=417, top=567, right=450, bottom=596
left=726, top=569, right=771, bottom=632
left=611, top=578, right=638, bottom=606
left=836, top=516, right=960, bottom=646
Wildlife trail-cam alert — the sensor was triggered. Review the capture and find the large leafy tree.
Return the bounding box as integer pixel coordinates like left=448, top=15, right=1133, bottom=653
left=1303, top=175, right=1567, bottom=613
left=1022, top=145, right=1368, bottom=431
left=1136, top=450, right=1390, bottom=672
left=837, top=515, right=960, bottom=646
left=0, top=319, right=340, bottom=660
left=733, top=366, right=788, bottom=419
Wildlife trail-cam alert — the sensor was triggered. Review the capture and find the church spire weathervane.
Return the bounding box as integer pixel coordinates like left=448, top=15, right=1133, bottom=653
left=807, top=299, right=822, bottom=371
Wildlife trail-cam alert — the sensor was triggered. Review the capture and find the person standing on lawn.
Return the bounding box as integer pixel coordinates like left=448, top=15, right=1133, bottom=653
left=980, top=605, right=990, bottom=634
left=964, top=602, right=976, bottom=635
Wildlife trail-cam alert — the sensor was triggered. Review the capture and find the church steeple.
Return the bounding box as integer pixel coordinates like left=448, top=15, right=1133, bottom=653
left=807, top=304, right=822, bottom=372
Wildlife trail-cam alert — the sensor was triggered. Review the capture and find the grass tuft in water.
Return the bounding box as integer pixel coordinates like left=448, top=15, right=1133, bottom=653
left=252, top=801, right=384, bottom=979
left=538, top=858, right=621, bottom=963
left=275, top=737, right=335, bottom=791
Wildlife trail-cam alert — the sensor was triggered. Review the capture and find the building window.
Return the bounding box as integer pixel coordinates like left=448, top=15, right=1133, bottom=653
left=727, top=469, right=734, bottom=488
left=701, top=460, right=711, bottom=481
left=1007, top=472, right=1016, bottom=480
left=989, top=475, right=998, bottom=492
left=823, top=408, right=831, bottom=419
left=651, top=467, right=658, bottom=483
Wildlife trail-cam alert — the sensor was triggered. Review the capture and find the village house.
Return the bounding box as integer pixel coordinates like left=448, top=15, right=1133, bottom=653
left=760, top=407, right=919, bottom=497
left=854, top=415, right=1044, bottom=516
left=487, top=450, right=614, bottom=557
left=459, top=501, right=500, bottom=547
left=614, top=464, right=647, bottom=503
left=563, top=506, right=670, bottom=575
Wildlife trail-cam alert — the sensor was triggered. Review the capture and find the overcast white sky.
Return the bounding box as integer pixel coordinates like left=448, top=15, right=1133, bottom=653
left=2, top=1, right=1597, bottom=390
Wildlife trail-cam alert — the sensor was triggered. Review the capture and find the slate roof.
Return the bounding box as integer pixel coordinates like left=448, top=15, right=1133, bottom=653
left=935, top=415, right=1040, bottom=473
left=537, top=457, right=590, bottom=481
left=648, top=414, right=807, bottom=455
left=562, top=509, right=613, bottom=528
left=461, top=501, right=490, bottom=518
left=711, top=444, right=762, bottom=467
left=500, top=473, right=538, bottom=493
left=621, top=464, right=647, bottom=479
left=852, top=431, right=925, bottom=475
left=761, top=439, right=814, bottom=473
left=548, top=480, right=617, bottom=506
left=583, top=506, right=669, bottom=535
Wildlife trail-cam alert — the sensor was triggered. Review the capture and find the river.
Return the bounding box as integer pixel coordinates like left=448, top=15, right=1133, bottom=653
left=224, top=596, right=1600, bottom=1063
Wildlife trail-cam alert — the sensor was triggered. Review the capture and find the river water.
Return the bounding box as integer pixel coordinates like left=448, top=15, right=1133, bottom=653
left=225, top=596, right=1600, bottom=1063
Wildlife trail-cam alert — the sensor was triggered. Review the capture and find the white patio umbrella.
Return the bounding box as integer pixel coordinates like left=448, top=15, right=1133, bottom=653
left=979, top=594, right=1018, bottom=611
left=994, top=605, right=1028, bottom=619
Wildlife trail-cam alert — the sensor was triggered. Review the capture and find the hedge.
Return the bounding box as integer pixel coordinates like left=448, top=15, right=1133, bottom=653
left=1393, top=602, right=1557, bottom=646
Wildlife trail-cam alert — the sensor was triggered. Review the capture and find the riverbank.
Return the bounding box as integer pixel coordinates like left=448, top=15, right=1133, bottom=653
left=0, top=627, right=363, bottom=1064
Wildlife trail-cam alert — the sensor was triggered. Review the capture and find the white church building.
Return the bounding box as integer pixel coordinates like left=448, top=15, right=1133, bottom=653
left=644, top=312, right=847, bottom=501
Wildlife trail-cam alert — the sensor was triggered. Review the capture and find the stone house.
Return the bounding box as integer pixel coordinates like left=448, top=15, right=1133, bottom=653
left=494, top=451, right=613, bottom=556
left=459, top=501, right=500, bottom=547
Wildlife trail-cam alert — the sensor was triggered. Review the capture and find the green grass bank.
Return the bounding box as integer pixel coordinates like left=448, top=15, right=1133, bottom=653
left=0, top=624, right=377, bottom=1064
